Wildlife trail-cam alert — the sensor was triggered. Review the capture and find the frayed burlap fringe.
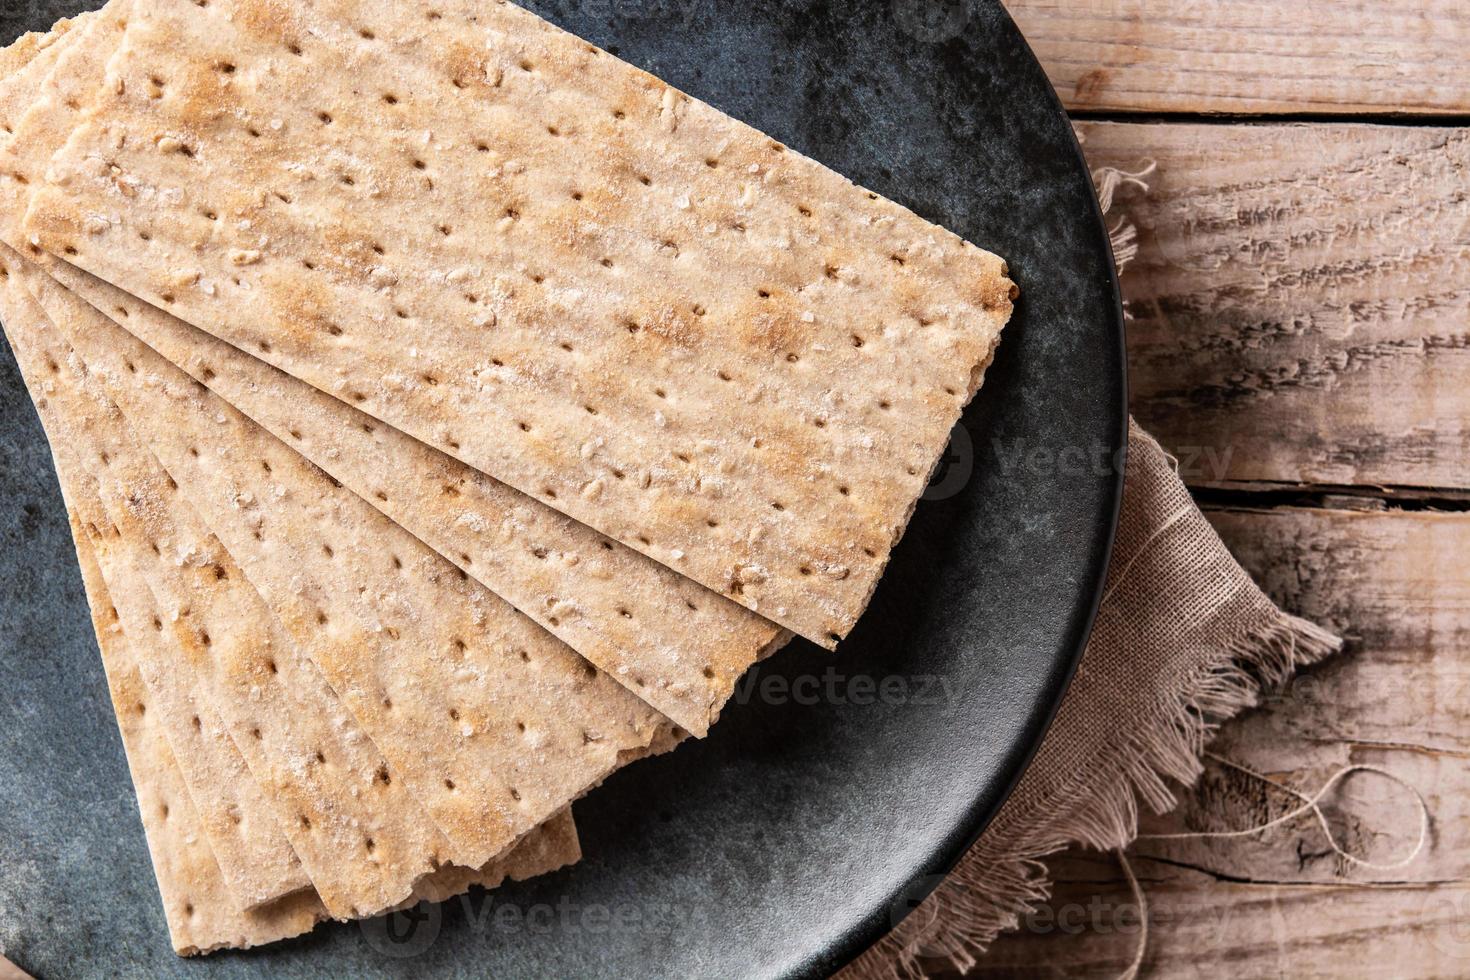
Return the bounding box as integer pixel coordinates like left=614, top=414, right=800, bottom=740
left=1093, top=161, right=1153, bottom=275
left=838, top=157, right=1344, bottom=979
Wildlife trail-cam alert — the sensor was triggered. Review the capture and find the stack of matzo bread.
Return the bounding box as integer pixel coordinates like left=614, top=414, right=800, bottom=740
left=0, top=0, right=1014, bottom=956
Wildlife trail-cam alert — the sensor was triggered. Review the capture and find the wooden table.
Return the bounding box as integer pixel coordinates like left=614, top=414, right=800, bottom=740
left=968, top=2, right=1469, bottom=975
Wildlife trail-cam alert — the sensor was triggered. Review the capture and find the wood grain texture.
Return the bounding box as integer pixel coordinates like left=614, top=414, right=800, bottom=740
left=1076, top=121, right=1470, bottom=491
left=969, top=504, right=1470, bottom=976
left=1006, top=0, right=1470, bottom=115
left=974, top=858, right=1470, bottom=978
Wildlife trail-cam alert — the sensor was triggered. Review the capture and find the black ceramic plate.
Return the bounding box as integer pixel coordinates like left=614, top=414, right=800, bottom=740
left=0, top=1, right=1124, bottom=976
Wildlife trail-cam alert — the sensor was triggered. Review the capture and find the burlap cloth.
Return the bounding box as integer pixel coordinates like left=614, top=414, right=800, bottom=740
left=843, top=162, right=1343, bottom=977
left=844, top=420, right=1341, bottom=978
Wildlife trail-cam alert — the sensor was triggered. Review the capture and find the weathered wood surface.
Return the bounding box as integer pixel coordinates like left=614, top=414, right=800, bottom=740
left=969, top=505, right=1470, bottom=977
left=1005, top=0, right=1470, bottom=115
left=1075, top=121, right=1470, bottom=492
left=935, top=11, right=1468, bottom=977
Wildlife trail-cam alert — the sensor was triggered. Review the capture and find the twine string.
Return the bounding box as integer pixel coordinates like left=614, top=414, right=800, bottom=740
left=1114, top=753, right=1429, bottom=977
left=1115, top=848, right=1146, bottom=980
left=1092, top=161, right=1157, bottom=214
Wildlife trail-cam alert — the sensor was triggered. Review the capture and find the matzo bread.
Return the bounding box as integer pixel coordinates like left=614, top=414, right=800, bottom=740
left=409, top=806, right=579, bottom=905
left=4, top=240, right=584, bottom=945
left=0, top=1, right=321, bottom=922
left=0, top=9, right=85, bottom=81
left=0, top=22, right=585, bottom=916
left=1, top=20, right=587, bottom=917
left=0, top=244, right=311, bottom=911
left=7, top=248, right=474, bottom=919
left=76, top=485, right=317, bottom=910
left=73, top=523, right=327, bottom=954
left=73, top=506, right=578, bottom=948
left=0, top=6, right=90, bottom=127
left=0, top=14, right=587, bottom=905
left=0, top=0, right=124, bottom=240
left=0, top=0, right=784, bottom=736
left=0, top=2, right=690, bottom=955
left=22, top=0, right=1012, bottom=646
left=58, top=263, right=788, bottom=735
left=25, top=255, right=666, bottom=872
left=0, top=262, right=324, bottom=953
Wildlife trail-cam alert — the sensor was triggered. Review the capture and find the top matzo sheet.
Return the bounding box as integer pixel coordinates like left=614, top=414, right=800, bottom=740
left=23, top=0, right=1014, bottom=646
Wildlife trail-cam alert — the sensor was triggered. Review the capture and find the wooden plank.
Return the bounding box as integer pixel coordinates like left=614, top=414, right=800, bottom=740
left=1075, top=121, right=1470, bottom=491
left=1209, top=506, right=1470, bottom=763
left=1005, top=0, right=1470, bottom=115
left=968, top=505, right=1470, bottom=976
left=973, top=861, right=1470, bottom=978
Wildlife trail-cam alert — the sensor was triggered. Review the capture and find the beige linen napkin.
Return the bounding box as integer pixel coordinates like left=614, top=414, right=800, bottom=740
left=844, top=420, right=1341, bottom=978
